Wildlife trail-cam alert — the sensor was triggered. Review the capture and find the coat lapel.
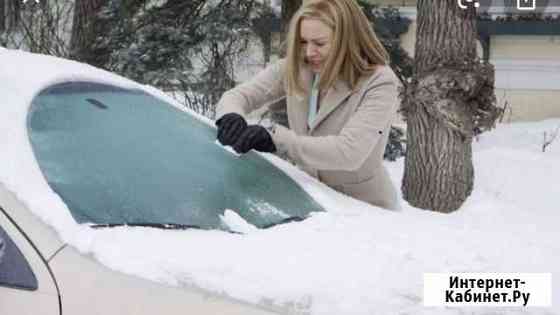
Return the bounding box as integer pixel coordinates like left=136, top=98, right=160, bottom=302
left=309, top=79, right=353, bottom=133
left=289, top=65, right=313, bottom=135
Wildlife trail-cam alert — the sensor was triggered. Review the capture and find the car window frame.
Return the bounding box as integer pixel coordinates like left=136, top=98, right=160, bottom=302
left=0, top=207, right=39, bottom=291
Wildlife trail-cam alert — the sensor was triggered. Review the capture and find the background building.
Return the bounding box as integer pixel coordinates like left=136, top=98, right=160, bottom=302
left=377, top=0, right=560, bottom=122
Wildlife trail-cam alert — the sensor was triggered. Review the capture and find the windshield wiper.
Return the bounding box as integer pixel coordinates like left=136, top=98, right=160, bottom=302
left=260, top=216, right=305, bottom=229
left=89, top=222, right=203, bottom=230
left=89, top=216, right=306, bottom=231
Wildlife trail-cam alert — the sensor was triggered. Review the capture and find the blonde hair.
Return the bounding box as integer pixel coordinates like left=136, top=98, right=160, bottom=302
left=284, top=0, right=389, bottom=95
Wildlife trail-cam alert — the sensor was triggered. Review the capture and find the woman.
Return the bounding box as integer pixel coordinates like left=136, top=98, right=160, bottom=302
left=215, top=0, right=400, bottom=210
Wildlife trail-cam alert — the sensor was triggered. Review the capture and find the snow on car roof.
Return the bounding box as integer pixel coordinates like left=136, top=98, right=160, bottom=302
left=1, top=50, right=559, bottom=315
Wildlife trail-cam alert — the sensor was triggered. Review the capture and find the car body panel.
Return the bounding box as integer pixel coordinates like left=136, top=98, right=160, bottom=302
left=49, top=246, right=279, bottom=315
left=0, top=208, right=60, bottom=315
left=0, top=186, right=281, bottom=314
left=0, top=184, right=63, bottom=260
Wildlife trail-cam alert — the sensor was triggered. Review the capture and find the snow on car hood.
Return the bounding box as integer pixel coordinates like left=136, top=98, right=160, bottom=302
left=1, top=50, right=559, bottom=315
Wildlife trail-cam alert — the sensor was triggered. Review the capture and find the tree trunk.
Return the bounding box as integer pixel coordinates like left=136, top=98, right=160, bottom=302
left=7, top=0, right=20, bottom=29
left=252, top=13, right=274, bottom=66
left=70, top=0, right=107, bottom=62
left=267, top=0, right=303, bottom=128
left=281, top=0, right=302, bottom=43
left=401, top=0, right=497, bottom=213
left=263, top=33, right=272, bottom=64
left=0, top=0, right=5, bottom=32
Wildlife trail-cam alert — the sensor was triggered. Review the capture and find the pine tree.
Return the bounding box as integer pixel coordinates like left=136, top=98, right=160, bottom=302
left=87, top=0, right=148, bottom=68
left=92, top=0, right=256, bottom=117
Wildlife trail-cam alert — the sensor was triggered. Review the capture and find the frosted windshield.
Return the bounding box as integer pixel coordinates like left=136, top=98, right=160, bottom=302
left=27, top=82, right=323, bottom=231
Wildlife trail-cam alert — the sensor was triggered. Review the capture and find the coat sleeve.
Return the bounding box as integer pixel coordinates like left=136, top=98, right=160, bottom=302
left=215, top=59, right=286, bottom=120
left=271, top=73, right=398, bottom=171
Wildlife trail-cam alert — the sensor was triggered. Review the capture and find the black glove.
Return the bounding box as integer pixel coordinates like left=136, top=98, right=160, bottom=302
left=215, top=113, right=247, bottom=146
left=232, top=125, right=277, bottom=154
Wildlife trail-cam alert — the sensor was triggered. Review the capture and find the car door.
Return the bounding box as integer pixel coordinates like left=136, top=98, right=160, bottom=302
left=0, top=207, right=60, bottom=315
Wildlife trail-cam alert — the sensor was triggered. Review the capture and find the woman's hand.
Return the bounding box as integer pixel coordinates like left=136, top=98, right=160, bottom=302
left=215, top=113, right=248, bottom=146
left=232, top=125, right=277, bottom=154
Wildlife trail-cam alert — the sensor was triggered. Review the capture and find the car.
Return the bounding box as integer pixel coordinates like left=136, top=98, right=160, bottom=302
left=0, top=48, right=327, bottom=314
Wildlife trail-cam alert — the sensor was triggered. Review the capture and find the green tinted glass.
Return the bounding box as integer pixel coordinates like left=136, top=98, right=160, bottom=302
left=28, top=82, right=323, bottom=231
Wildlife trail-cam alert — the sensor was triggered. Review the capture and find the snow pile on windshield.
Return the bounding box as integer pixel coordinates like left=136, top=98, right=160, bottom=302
left=1, top=50, right=558, bottom=315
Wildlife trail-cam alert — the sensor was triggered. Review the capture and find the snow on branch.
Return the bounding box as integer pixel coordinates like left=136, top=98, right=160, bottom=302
left=542, top=125, right=560, bottom=152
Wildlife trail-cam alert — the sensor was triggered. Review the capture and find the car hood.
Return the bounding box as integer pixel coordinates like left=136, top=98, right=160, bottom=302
left=48, top=245, right=282, bottom=315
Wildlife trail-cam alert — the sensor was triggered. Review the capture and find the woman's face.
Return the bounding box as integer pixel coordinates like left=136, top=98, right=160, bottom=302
left=300, top=18, right=333, bottom=74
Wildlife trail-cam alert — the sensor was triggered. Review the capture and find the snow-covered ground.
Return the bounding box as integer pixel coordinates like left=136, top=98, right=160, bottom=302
left=1, top=49, right=559, bottom=315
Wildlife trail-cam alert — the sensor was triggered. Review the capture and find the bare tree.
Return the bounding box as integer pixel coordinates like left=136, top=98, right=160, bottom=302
left=1, top=0, right=73, bottom=56
left=542, top=125, right=559, bottom=152
left=251, top=2, right=278, bottom=65
left=195, top=26, right=249, bottom=118
left=401, top=0, right=501, bottom=212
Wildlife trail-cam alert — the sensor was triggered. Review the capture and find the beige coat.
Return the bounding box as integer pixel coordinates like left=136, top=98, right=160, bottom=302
left=216, top=59, right=400, bottom=210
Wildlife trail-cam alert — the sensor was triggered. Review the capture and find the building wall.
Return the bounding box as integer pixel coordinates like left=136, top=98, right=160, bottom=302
left=490, top=35, right=560, bottom=60
left=497, top=89, right=560, bottom=122
left=394, top=8, right=560, bottom=122
left=493, top=58, right=560, bottom=122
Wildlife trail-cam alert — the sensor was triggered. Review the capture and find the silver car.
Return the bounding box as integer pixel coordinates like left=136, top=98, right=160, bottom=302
left=0, top=48, right=324, bottom=314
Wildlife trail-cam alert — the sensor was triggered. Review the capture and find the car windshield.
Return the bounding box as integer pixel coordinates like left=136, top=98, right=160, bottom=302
left=27, top=82, right=323, bottom=231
